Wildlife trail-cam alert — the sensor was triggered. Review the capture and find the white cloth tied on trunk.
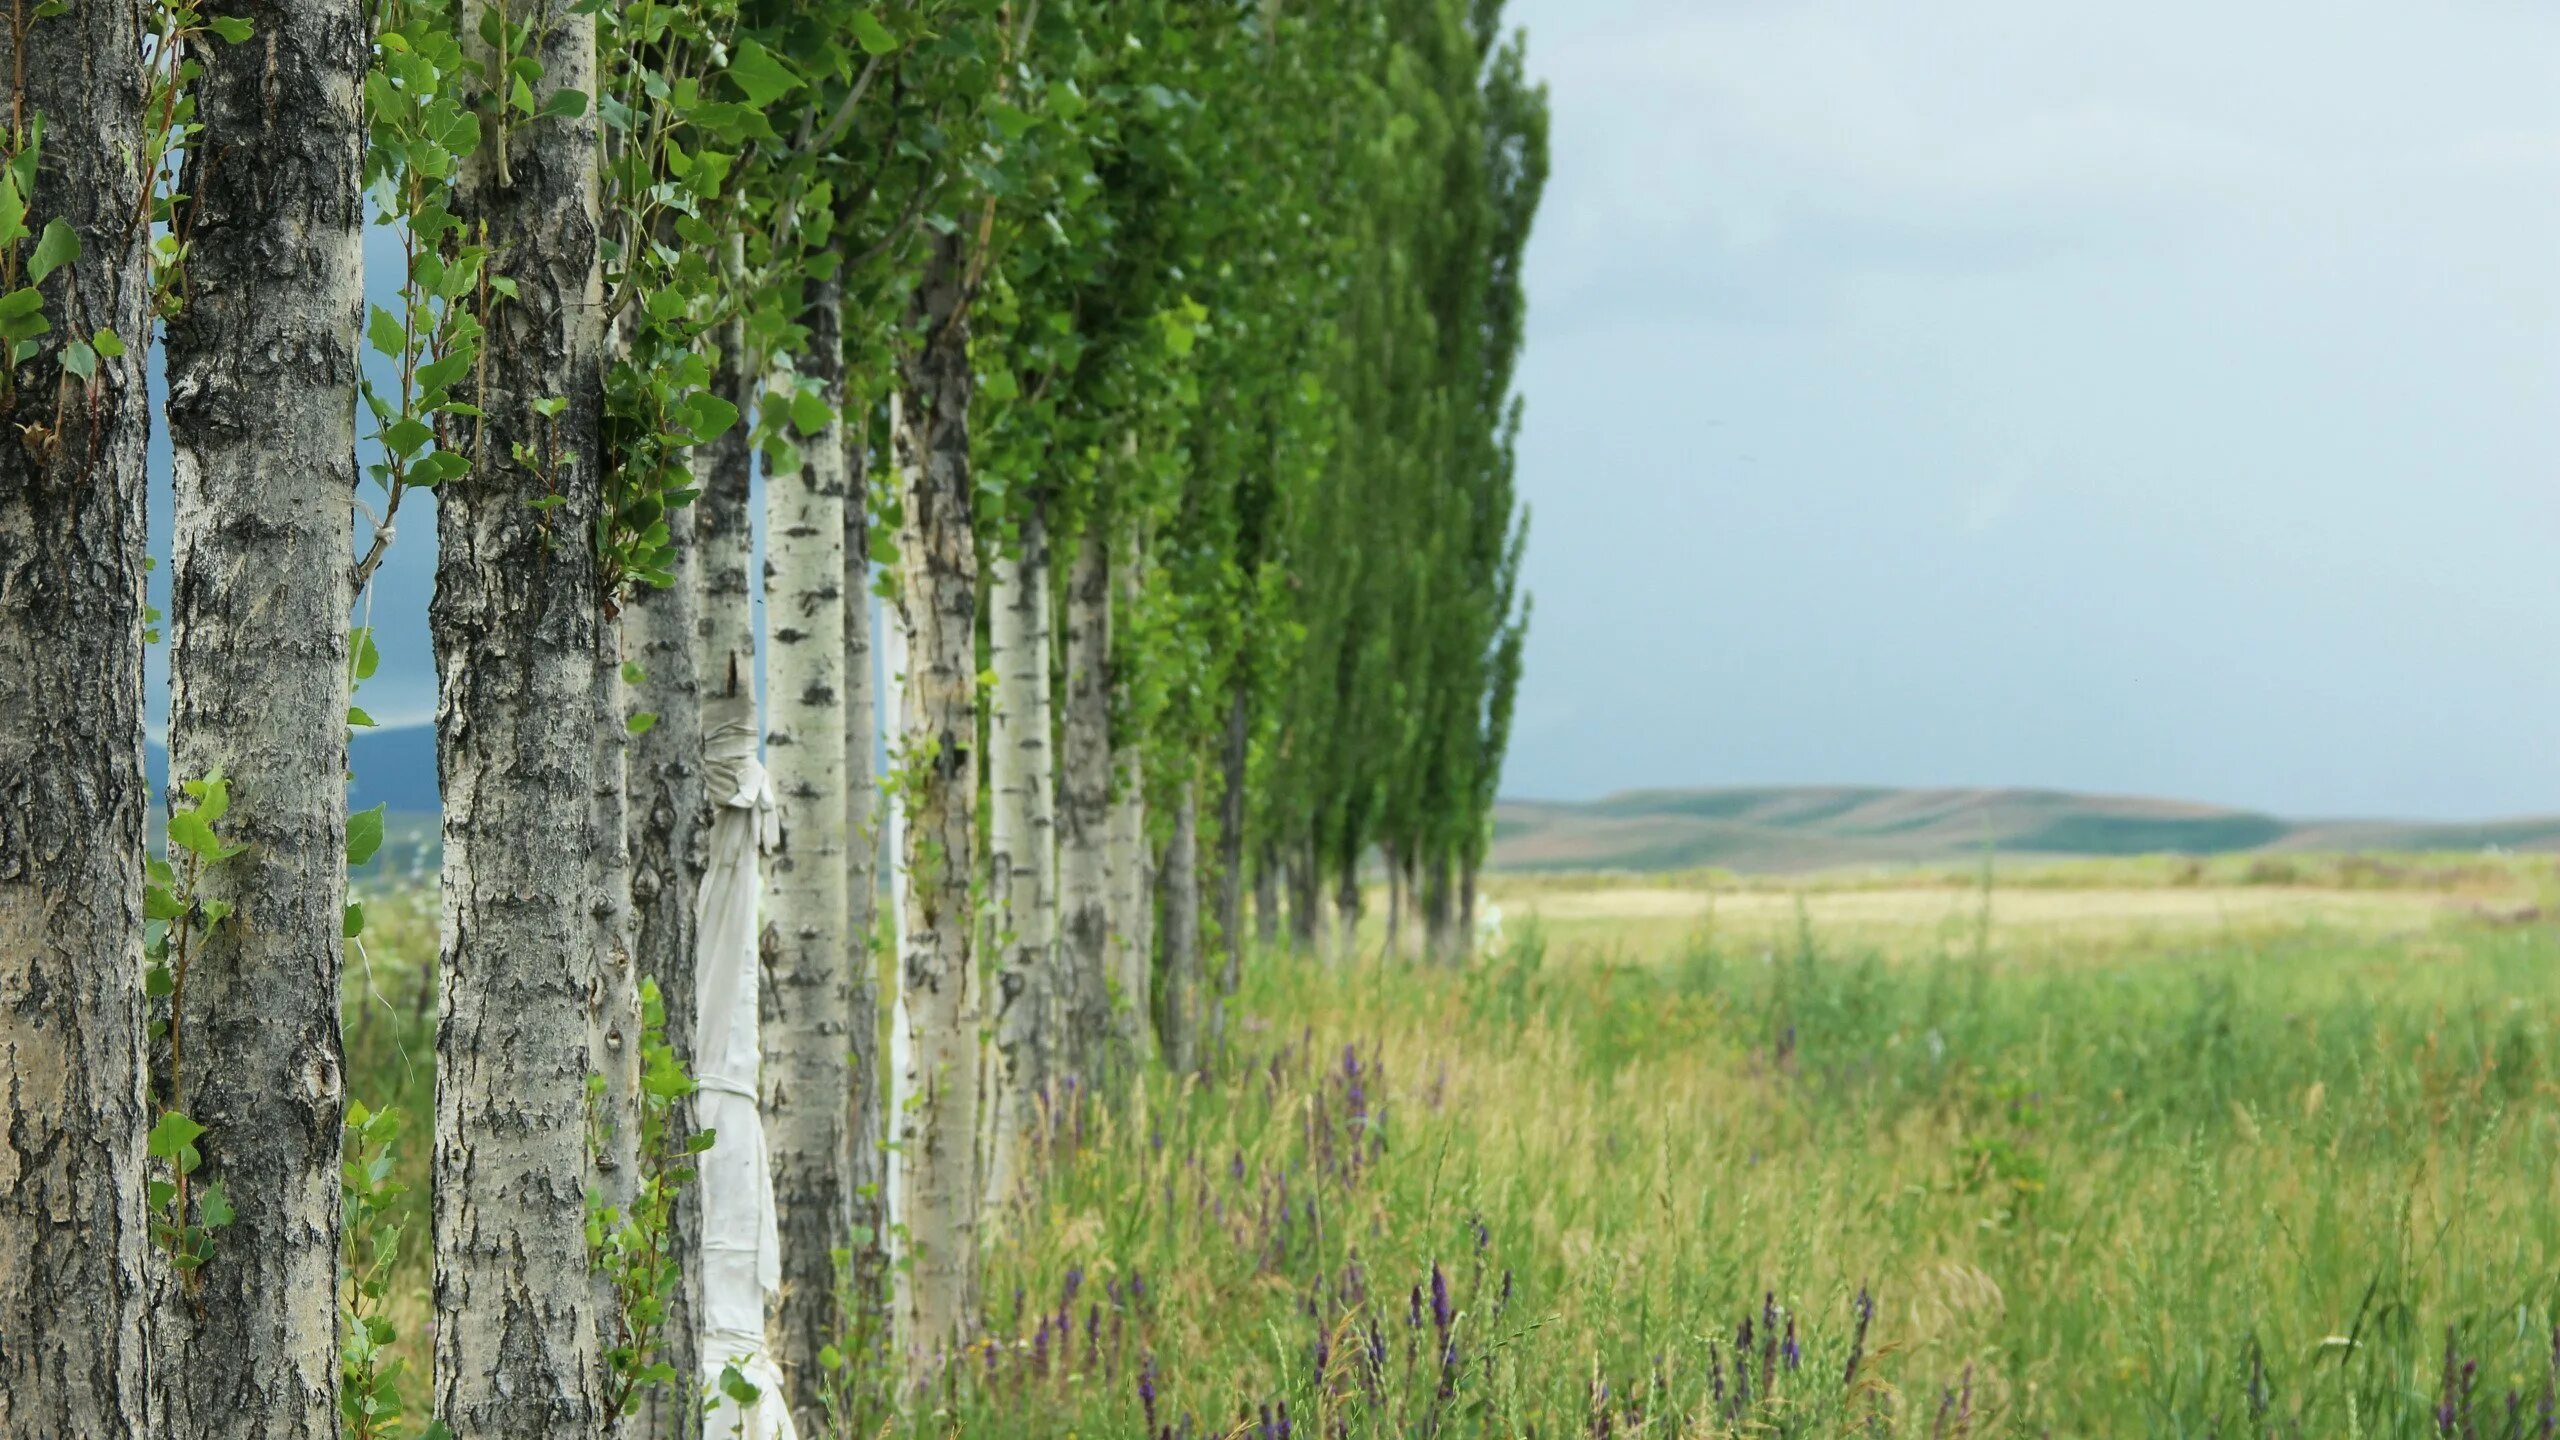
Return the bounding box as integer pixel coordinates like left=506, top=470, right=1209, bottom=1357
left=695, top=686, right=799, bottom=1440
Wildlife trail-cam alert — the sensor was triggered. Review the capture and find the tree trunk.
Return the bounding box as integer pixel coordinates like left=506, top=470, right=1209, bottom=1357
left=842, top=421, right=885, bottom=1325
left=1056, top=527, right=1112, bottom=1087
left=432, top=4, right=605, bottom=1431
left=894, top=231, right=982, bottom=1378
left=0, top=10, right=155, bottom=1436
left=1382, top=843, right=1403, bottom=960
left=762, top=282, right=853, bottom=1420
left=1334, top=859, right=1362, bottom=962
left=155, top=3, right=361, bottom=1435
left=625, top=455, right=705, bottom=1440
left=1287, top=839, right=1320, bottom=952
left=1422, top=851, right=1454, bottom=964
left=1157, top=770, right=1203, bottom=1076
left=984, top=496, right=1059, bottom=1214
left=1105, top=528, right=1151, bottom=1072
left=876, top=446, right=913, bottom=1325
left=589, top=616, right=640, bottom=1383
left=1253, top=842, right=1281, bottom=949
left=1210, top=687, right=1249, bottom=1059
left=695, top=237, right=755, bottom=696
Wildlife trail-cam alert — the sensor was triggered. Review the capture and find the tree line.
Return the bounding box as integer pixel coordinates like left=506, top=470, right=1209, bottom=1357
left=0, top=0, right=1544, bottom=1436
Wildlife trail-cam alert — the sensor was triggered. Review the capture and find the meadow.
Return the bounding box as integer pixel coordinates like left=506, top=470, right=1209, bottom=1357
left=344, top=855, right=2560, bottom=1437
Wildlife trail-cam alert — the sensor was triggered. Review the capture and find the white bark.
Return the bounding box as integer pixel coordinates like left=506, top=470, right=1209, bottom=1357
left=1104, top=527, right=1152, bottom=1072
left=1055, top=527, right=1112, bottom=1087
left=841, top=426, right=885, bottom=1319
left=1157, top=771, right=1203, bottom=1074
left=893, top=233, right=983, bottom=1377
left=760, top=295, right=853, bottom=1418
left=983, top=498, right=1059, bottom=1213
left=879, top=402, right=916, bottom=1336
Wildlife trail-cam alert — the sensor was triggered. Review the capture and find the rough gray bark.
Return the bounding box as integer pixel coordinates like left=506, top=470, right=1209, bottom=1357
left=156, top=3, right=364, bottom=1435
left=625, top=475, right=705, bottom=1440
left=983, top=495, right=1058, bottom=1214
left=842, top=424, right=885, bottom=1322
left=1210, top=687, right=1248, bottom=1058
left=0, top=10, right=155, bottom=1436
left=589, top=616, right=640, bottom=1390
left=432, top=5, right=606, bottom=1432
left=762, top=282, right=853, bottom=1421
left=1055, top=526, right=1112, bottom=1086
left=893, top=231, right=982, bottom=1378
left=1157, top=770, right=1202, bottom=1075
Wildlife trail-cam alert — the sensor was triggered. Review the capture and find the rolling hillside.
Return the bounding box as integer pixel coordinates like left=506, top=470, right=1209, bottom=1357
left=1490, top=784, right=2560, bottom=874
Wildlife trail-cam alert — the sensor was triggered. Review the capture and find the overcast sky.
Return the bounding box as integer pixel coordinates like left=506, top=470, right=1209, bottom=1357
left=1495, top=0, right=2560, bottom=817
left=145, top=2, right=2560, bottom=820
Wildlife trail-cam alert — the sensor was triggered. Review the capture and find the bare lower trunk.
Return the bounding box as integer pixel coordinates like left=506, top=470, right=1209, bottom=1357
left=762, top=283, right=853, bottom=1420
left=842, top=427, right=885, bottom=1324
left=1287, top=840, right=1320, bottom=952
left=1056, top=528, right=1112, bottom=1086
left=1210, top=688, right=1248, bottom=1060
left=1460, top=861, right=1481, bottom=953
left=1253, top=843, right=1281, bottom=949
left=1105, top=761, right=1151, bottom=1072
left=1105, top=527, right=1151, bottom=1072
left=1334, top=861, right=1362, bottom=962
left=433, top=6, right=606, bottom=1432
left=984, top=497, right=1058, bottom=1214
left=1158, top=771, right=1204, bottom=1075
left=1421, top=852, right=1455, bottom=964
left=1383, top=844, right=1404, bottom=960
left=0, top=11, right=155, bottom=1435
left=876, top=484, right=913, bottom=1325
left=626, top=474, right=705, bottom=1440
left=589, top=618, right=640, bottom=1380
left=895, top=232, right=982, bottom=1379
left=156, top=2, right=361, bottom=1434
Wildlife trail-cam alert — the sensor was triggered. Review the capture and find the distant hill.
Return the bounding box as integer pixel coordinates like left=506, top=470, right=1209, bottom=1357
left=1490, top=785, right=2560, bottom=874
left=148, top=723, right=439, bottom=813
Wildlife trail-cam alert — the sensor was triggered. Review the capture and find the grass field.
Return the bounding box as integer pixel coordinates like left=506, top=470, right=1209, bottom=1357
left=342, top=854, right=2560, bottom=1437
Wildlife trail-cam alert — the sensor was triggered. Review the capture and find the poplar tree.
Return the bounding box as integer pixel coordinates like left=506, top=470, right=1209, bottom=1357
left=430, top=1, right=608, bottom=1430
left=158, top=2, right=365, bottom=1434
left=0, top=7, right=156, bottom=1435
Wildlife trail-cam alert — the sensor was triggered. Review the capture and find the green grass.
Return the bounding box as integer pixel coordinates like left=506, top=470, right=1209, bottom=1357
left=341, top=869, right=2560, bottom=1437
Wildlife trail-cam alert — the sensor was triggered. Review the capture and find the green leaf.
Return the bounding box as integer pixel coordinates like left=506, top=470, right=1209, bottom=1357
left=343, top=902, right=365, bottom=939
left=197, top=1181, right=236, bottom=1229
left=788, top=388, right=831, bottom=437
left=27, top=219, right=78, bottom=284
left=724, top=39, right=801, bottom=108
left=542, top=88, right=587, bottom=120
left=626, top=712, right=657, bottom=736
left=147, top=1110, right=206, bottom=1165
left=351, top=626, right=381, bottom=681
left=347, top=705, right=376, bottom=728
left=346, top=804, right=386, bottom=866
left=168, top=810, right=224, bottom=861
left=59, top=337, right=95, bottom=380
left=367, top=306, right=408, bottom=359
left=207, top=15, right=253, bottom=41
left=848, top=10, right=896, bottom=55
left=90, top=327, right=125, bottom=358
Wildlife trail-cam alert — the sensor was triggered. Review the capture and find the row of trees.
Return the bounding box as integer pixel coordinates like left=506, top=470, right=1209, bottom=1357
left=0, top=1, right=1543, bottom=1437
